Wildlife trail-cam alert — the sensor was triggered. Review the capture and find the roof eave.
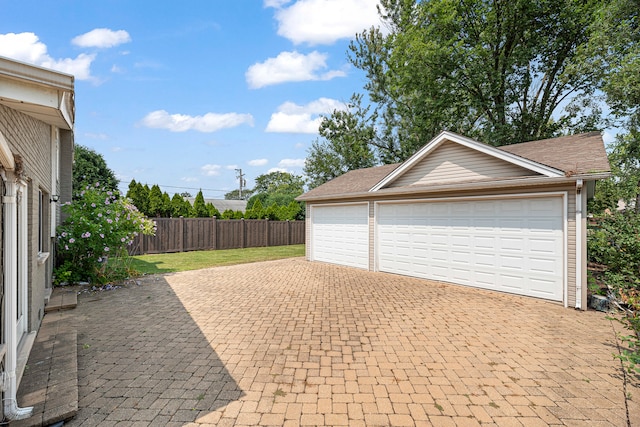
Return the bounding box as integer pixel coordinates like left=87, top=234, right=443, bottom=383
left=300, top=174, right=610, bottom=203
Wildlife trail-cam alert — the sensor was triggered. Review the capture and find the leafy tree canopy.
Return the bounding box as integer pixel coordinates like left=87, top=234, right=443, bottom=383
left=73, top=145, right=118, bottom=196
left=304, top=95, right=377, bottom=189
left=306, top=0, right=639, bottom=188
left=224, top=188, right=254, bottom=200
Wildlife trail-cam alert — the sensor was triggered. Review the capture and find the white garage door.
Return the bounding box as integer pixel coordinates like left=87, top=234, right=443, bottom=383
left=377, top=197, right=564, bottom=301
left=312, top=204, right=369, bottom=269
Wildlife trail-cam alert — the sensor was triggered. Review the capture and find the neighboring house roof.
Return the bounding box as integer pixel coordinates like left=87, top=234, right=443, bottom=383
left=187, top=198, right=247, bottom=213
left=298, top=131, right=610, bottom=202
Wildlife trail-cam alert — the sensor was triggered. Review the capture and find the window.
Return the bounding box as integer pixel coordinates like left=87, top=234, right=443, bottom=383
left=39, top=189, right=44, bottom=252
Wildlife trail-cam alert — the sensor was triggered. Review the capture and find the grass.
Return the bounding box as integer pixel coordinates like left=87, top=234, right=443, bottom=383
left=129, top=244, right=305, bottom=274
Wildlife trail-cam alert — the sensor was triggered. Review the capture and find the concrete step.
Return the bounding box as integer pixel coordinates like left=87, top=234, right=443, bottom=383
left=44, top=288, right=77, bottom=313
left=13, top=310, right=78, bottom=426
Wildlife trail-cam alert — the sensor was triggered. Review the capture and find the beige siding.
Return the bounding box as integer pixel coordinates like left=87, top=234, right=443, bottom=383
left=389, top=141, right=538, bottom=187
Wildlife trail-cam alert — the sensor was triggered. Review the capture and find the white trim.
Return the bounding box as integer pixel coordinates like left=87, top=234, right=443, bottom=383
left=51, top=127, right=59, bottom=237
left=575, top=179, right=584, bottom=309
left=563, top=192, right=569, bottom=308
left=0, top=130, right=15, bottom=170
left=374, top=191, right=568, bottom=305
left=370, top=131, right=565, bottom=192
left=1, top=171, right=33, bottom=420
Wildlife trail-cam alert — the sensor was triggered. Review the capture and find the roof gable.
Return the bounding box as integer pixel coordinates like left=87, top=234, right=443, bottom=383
left=372, top=131, right=564, bottom=191
left=386, top=140, right=541, bottom=188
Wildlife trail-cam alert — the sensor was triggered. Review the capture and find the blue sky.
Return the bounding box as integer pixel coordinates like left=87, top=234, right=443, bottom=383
left=0, top=0, right=385, bottom=198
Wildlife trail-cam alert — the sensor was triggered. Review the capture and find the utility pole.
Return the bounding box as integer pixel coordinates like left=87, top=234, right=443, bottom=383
left=235, top=168, right=246, bottom=199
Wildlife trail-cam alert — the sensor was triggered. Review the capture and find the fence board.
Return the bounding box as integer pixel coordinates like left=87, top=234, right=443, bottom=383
left=129, top=218, right=304, bottom=255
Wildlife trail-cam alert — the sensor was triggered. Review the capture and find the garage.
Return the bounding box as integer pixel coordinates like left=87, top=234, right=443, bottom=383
left=310, top=203, right=369, bottom=269
left=377, top=196, right=564, bottom=301
left=299, top=131, right=611, bottom=309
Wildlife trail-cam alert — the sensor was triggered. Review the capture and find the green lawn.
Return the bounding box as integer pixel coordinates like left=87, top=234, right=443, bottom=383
left=130, top=244, right=305, bottom=274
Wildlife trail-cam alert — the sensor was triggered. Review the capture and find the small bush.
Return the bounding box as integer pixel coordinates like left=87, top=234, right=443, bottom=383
left=55, top=184, right=156, bottom=284
left=588, top=210, right=640, bottom=372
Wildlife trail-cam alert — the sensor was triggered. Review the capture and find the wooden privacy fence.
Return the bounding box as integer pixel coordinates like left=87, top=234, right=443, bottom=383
left=128, top=217, right=305, bottom=255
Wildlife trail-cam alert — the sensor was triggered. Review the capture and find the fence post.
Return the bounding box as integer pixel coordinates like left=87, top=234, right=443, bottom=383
left=212, top=216, right=217, bottom=250
left=265, top=219, right=269, bottom=247
left=287, top=220, right=291, bottom=245
left=241, top=218, right=245, bottom=249
left=179, top=216, right=184, bottom=252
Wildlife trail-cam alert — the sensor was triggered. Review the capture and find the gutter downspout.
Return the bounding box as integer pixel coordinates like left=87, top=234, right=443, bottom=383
left=2, top=171, right=33, bottom=420
left=575, top=179, right=583, bottom=310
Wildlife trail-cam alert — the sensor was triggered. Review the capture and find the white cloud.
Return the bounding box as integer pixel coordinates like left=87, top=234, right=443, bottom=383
left=181, top=177, right=199, bottom=182
left=278, top=158, right=305, bottom=168
left=246, top=50, right=346, bottom=89
left=201, top=164, right=221, bottom=176
left=0, top=32, right=95, bottom=80
left=72, top=28, right=131, bottom=48
left=268, top=167, right=288, bottom=173
left=141, top=110, right=254, bottom=132
left=265, top=97, right=346, bottom=133
left=268, top=0, right=384, bottom=45
left=249, top=158, right=269, bottom=166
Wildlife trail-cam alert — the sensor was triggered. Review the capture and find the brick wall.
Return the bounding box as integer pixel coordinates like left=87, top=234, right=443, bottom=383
left=0, top=104, right=54, bottom=332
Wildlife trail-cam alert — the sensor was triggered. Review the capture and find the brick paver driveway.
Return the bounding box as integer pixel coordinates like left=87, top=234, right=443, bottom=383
left=68, top=258, right=638, bottom=426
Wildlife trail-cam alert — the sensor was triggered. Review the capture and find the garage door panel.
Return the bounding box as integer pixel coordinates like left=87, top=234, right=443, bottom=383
left=378, top=197, right=563, bottom=301
left=312, top=204, right=369, bottom=269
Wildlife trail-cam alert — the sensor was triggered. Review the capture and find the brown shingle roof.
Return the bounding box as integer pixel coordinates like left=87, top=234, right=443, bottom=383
left=499, top=131, right=610, bottom=176
left=298, top=163, right=400, bottom=200
left=298, top=132, right=610, bottom=201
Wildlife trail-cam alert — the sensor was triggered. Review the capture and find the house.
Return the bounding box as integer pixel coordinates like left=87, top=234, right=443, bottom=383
left=0, top=56, right=74, bottom=420
left=297, top=131, right=610, bottom=309
left=186, top=198, right=247, bottom=213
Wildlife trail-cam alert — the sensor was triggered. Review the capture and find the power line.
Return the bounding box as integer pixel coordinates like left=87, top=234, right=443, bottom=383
left=117, top=180, right=228, bottom=194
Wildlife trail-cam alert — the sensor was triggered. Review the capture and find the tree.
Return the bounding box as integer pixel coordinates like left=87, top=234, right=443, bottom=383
left=73, top=145, right=118, bottom=196
left=170, top=193, right=191, bottom=217
left=304, top=95, right=377, bottom=189
left=206, top=202, right=221, bottom=218
left=253, top=171, right=305, bottom=195
left=147, top=185, right=166, bottom=217
left=224, top=188, right=254, bottom=200
left=587, top=0, right=640, bottom=211
left=191, top=190, right=209, bottom=217
left=245, top=199, right=264, bottom=219
left=310, top=0, right=624, bottom=169
left=248, top=172, right=305, bottom=216
left=126, top=180, right=150, bottom=216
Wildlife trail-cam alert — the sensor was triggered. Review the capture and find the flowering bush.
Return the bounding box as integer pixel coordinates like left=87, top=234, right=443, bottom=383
left=55, top=184, right=156, bottom=284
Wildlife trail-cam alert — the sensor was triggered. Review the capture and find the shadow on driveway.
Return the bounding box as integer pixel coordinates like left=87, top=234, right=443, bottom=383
left=67, top=275, right=243, bottom=425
